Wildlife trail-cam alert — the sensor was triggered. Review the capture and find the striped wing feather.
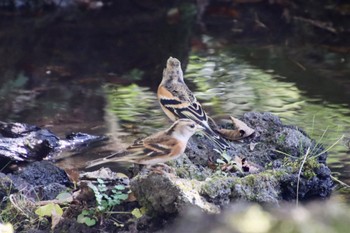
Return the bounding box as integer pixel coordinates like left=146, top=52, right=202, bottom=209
left=159, top=93, right=230, bottom=151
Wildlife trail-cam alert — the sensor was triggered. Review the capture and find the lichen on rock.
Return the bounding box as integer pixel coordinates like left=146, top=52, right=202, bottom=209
left=129, top=112, right=334, bottom=216
left=130, top=171, right=220, bottom=215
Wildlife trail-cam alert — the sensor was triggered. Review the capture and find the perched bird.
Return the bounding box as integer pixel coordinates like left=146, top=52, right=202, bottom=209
left=157, top=57, right=230, bottom=152
left=86, top=119, right=203, bottom=167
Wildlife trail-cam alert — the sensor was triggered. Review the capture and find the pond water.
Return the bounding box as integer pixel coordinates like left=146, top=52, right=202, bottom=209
left=1, top=17, right=349, bottom=202
left=95, top=46, right=350, bottom=202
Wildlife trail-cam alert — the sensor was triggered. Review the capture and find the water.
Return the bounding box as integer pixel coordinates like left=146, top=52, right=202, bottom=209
left=185, top=51, right=350, bottom=189
left=1, top=18, right=349, bottom=202
left=69, top=47, right=350, bottom=202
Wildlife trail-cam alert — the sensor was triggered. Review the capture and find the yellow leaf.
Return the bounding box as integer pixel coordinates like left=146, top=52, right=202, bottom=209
left=35, top=203, right=63, bottom=217
left=131, top=208, right=143, bottom=219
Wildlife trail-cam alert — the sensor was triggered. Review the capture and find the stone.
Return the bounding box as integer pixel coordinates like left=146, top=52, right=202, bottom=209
left=129, top=112, right=333, bottom=215
left=130, top=171, right=220, bottom=215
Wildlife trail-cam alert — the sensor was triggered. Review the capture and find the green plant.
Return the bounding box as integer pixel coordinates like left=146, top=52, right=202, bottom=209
left=77, top=179, right=130, bottom=227
left=77, top=209, right=97, bottom=227
left=215, top=150, right=243, bottom=173
left=88, top=179, right=129, bottom=212
left=0, top=192, right=49, bottom=231
left=274, top=129, right=344, bottom=206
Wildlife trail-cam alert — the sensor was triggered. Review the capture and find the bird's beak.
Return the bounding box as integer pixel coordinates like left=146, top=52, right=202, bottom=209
left=197, top=125, right=205, bottom=131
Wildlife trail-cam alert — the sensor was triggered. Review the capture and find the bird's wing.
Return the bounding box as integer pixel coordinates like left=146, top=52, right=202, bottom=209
left=86, top=135, right=178, bottom=167
left=158, top=83, right=230, bottom=152
left=159, top=97, right=209, bottom=127
left=125, top=134, right=176, bottom=159
left=158, top=84, right=209, bottom=126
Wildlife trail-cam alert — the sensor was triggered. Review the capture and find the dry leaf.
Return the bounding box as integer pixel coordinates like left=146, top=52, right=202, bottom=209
left=127, top=192, right=137, bottom=202
left=217, top=116, right=255, bottom=140
left=51, top=211, right=63, bottom=230
left=234, top=156, right=260, bottom=173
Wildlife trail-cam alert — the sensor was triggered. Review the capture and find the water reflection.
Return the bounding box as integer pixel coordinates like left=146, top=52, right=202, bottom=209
left=104, top=83, right=168, bottom=137
left=100, top=52, right=350, bottom=177
left=55, top=50, right=350, bottom=196
left=185, top=53, right=350, bottom=199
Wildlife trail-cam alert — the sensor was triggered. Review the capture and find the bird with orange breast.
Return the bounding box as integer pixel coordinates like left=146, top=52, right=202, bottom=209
left=157, top=57, right=230, bottom=152
left=86, top=119, right=203, bottom=167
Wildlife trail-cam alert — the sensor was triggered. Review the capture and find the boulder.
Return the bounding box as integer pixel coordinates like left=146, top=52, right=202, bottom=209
left=130, top=112, right=333, bottom=215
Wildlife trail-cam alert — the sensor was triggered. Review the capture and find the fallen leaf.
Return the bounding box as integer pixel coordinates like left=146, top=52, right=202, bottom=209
left=131, top=208, right=143, bottom=219
left=217, top=116, right=255, bottom=140
left=35, top=203, right=63, bottom=218
left=51, top=211, right=63, bottom=230
left=56, top=192, right=73, bottom=203
left=127, top=192, right=137, bottom=202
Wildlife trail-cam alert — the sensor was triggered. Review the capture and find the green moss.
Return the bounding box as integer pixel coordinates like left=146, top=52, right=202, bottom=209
left=280, top=156, right=321, bottom=180
left=271, top=169, right=288, bottom=179
left=0, top=176, right=14, bottom=195
left=200, top=175, right=236, bottom=198
left=175, top=167, right=190, bottom=179
left=230, top=172, right=280, bottom=203
left=174, top=163, right=210, bottom=181
left=243, top=174, right=257, bottom=186
left=276, top=133, right=287, bottom=146
left=301, top=157, right=320, bottom=179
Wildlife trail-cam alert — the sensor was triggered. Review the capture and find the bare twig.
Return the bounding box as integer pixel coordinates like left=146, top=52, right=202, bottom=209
left=331, top=175, right=350, bottom=189
left=288, top=58, right=306, bottom=71
left=313, top=135, right=344, bottom=158
left=9, top=194, right=33, bottom=219
left=293, top=16, right=337, bottom=33
left=273, top=149, right=298, bottom=158
left=296, top=147, right=310, bottom=206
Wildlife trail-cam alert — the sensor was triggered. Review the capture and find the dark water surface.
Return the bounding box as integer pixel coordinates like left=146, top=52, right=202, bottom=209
left=1, top=15, right=349, bottom=202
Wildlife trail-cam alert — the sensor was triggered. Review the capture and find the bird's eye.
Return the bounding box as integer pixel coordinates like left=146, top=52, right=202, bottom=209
left=189, top=124, right=195, bottom=129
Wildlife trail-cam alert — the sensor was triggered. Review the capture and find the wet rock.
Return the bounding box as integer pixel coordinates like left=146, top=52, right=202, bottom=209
left=0, top=122, right=106, bottom=169
left=0, top=161, right=72, bottom=201
left=0, top=122, right=60, bottom=163
left=17, top=161, right=71, bottom=186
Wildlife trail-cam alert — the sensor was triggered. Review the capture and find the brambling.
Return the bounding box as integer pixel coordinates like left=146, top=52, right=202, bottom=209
left=157, top=57, right=230, bottom=152
left=86, top=119, right=204, bottom=167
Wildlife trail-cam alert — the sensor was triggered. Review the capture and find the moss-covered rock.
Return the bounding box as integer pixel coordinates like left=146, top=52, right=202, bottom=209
left=129, top=112, right=333, bottom=215
left=130, top=171, right=220, bottom=215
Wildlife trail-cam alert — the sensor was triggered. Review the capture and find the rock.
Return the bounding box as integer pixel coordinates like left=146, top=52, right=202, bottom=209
left=0, top=122, right=106, bottom=169
left=17, top=161, right=71, bottom=187
left=200, top=172, right=281, bottom=205
left=0, top=161, right=72, bottom=201
left=189, top=112, right=332, bottom=200
left=0, top=122, right=60, bottom=163
left=130, top=171, right=220, bottom=215
left=80, top=167, right=129, bottom=185
left=129, top=112, right=333, bottom=216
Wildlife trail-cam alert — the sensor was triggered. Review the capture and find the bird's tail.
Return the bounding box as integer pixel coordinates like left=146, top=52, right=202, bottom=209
left=85, top=152, right=129, bottom=168
left=202, top=126, right=231, bottom=153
